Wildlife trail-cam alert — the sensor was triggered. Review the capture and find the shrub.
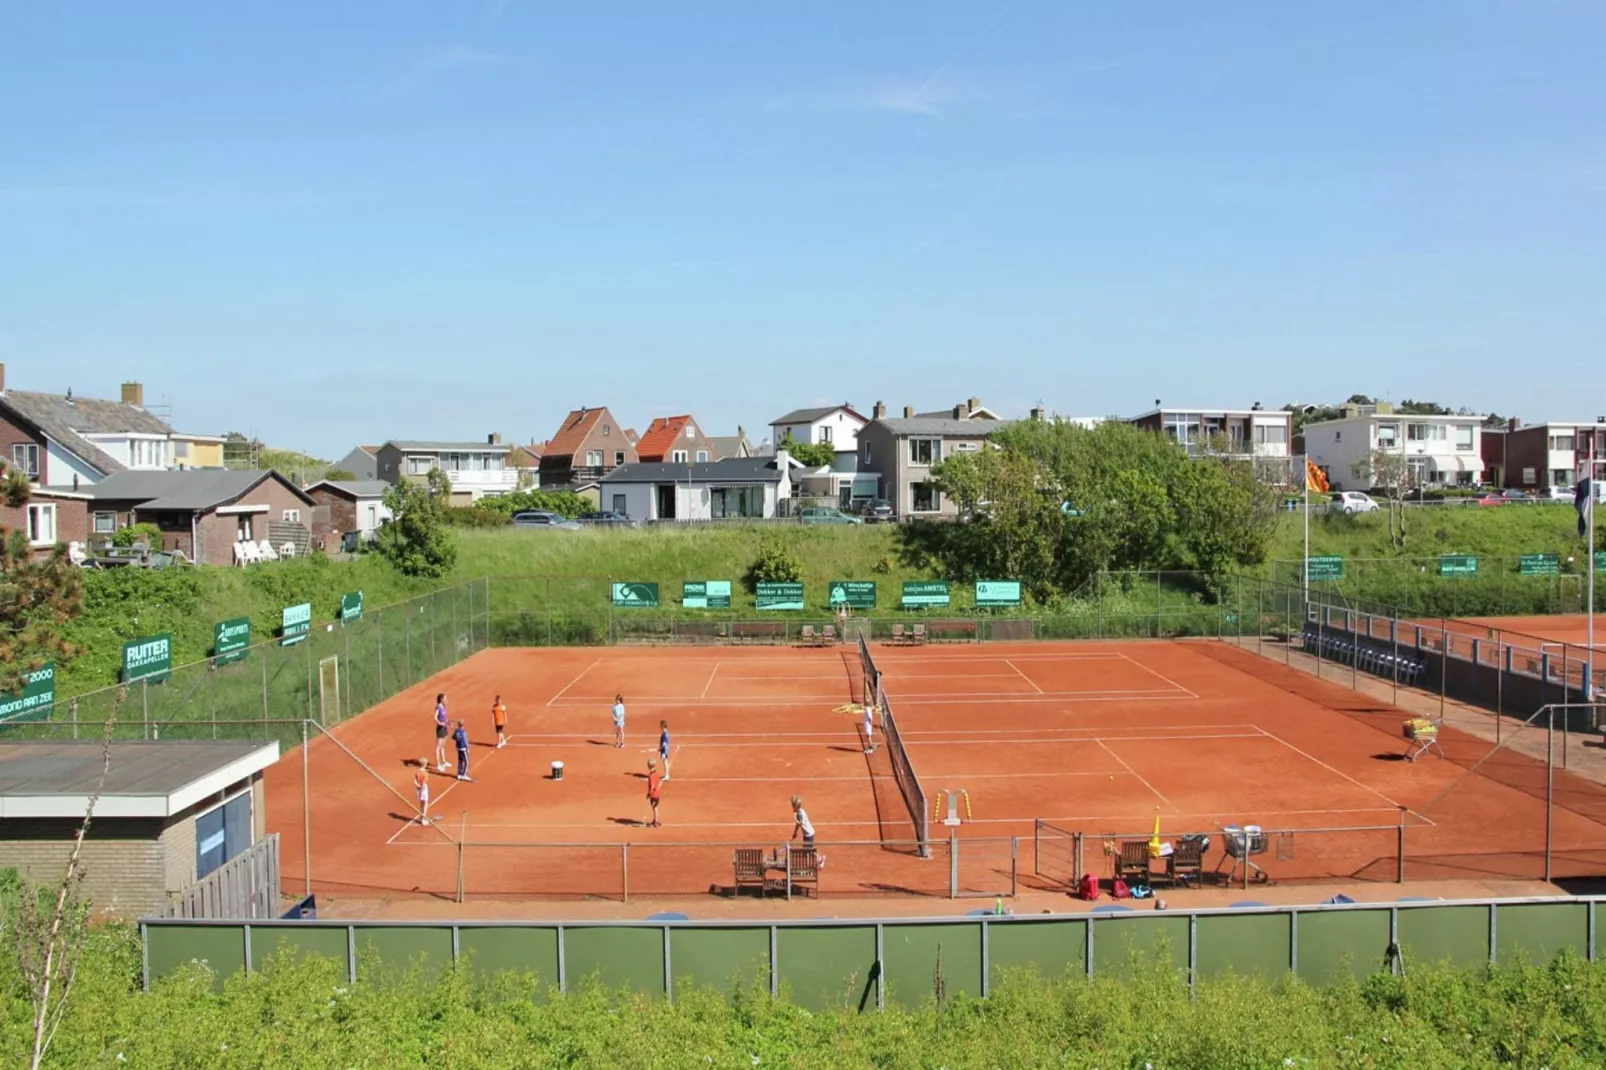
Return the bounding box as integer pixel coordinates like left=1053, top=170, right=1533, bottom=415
left=444, top=506, right=511, bottom=528
left=745, top=539, right=804, bottom=589
left=111, top=522, right=161, bottom=548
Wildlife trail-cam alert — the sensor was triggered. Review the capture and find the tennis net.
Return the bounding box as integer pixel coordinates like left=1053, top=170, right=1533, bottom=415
left=860, top=636, right=931, bottom=858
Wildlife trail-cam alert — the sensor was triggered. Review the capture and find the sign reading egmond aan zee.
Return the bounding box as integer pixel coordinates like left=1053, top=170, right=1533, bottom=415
left=975, top=581, right=1022, bottom=608
left=900, top=581, right=950, bottom=609
left=0, top=663, right=55, bottom=723
left=682, top=581, right=731, bottom=609
left=214, top=618, right=251, bottom=666
left=829, top=581, right=877, bottom=609
left=281, top=603, right=312, bottom=646
left=340, top=591, right=364, bottom=622
left=755, top=582, right=805, bottom=611
left=123, top=634, right=172, bottom=683
left=611, top=582, right=660, bottom=608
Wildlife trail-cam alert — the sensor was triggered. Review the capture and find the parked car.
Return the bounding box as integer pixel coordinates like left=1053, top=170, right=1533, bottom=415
left=859, top=499, right=894, bottom=523
left=799, top=506, right=862, bottom=525
left=1330, top=491, right=1379, bottom=515
left=1548, top=485, right=1577, bottom=502
left=1502, top=489, right=1531, bottom=501
left=1475, top=493, right=1505, bottom=507
left=511, top=510, right=582, bottom=530
left=577, top=510, right=637, bottom=528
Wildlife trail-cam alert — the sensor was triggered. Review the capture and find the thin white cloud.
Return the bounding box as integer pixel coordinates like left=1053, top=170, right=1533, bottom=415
left=767, top=77, right=993, bottom=120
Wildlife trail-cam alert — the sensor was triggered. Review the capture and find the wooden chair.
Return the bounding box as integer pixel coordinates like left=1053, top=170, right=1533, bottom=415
left=799, top=625, right=817, bottom=647
left=787, top=847, right=820, bottom=898
left=732, top=848, right=768, bottom=897
left=822, top=624, right=837, bottom=645
left=912, top=623, right=928, bottom=646
left=1165, top=839, right=1205, bottom=887
left=890, top=623, right=906, bottom=645
left=1115, top=840, right=1152, bottom=887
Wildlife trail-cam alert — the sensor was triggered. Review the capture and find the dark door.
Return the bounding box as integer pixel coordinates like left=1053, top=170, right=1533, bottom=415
left=656, top=485, right=676, bottom=520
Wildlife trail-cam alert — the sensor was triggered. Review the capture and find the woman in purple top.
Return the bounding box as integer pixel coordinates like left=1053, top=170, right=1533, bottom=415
left=433, top=694, right=449, bottom=772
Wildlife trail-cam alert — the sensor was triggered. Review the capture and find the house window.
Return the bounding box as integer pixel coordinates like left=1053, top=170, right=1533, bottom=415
left=1552, top=469, right=1571, bottom=487
left=603, top=424, right=611, bottom=436
left=1254, top=424, right=1288, bottom=446
left=406, top=456, right=433, bottom=475
left=282, top=509, right=301, bottom=524
left=1550, top=434, right=1575, bottom=451
left=671, top=450, right=689, bottom=463
left=820, top=425, right=833, bottom=444
left=196, top=790, right=252, bottom=880
left=1407, top=423, right=1446, bottom=442
left=365, top=505, right=378, bottom=529
left=174, top=440, right=189, bottom=458
left=863, top=442, right=872, bottom=464
left=1522, top=467, right=1537, bottom=485
left=696, top=450, right=709, bottom=463
left=1334, top=432, right=1342, bottom=443
left=586, top=450, right=603, bottom=467
left=1455, top=425, right=1475, bottom=451
left=954, top=442, right=980, bottom=452
left=1376, top=424, right=1398, bottom=447
left=908, top=439, right=939, bottom=465
left=911, top=482, right=940, bottom=512
left=27, top=503, right=56, bottom=546
left=614, top=451, right=625, bottom=466
left=612, top=494, right=627, bottom=514
left=685, top=425, right=695, bottom=438
left=93, top=511, right=116, bottom=534
left=11, top=443, right=39, bottom=478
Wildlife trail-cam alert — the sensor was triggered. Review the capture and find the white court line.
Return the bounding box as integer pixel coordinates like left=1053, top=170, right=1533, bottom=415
left=1252, top=724, right=1417, bottom=817
left=498, top=723, right=1267, bottom=741
left=699, top=662, right=720, bottom=699
left=504, top=732, right=1266, bottom=749
left=1096, top=738, right=1173, bottom=809
left=1116, top=652, right=1200, bottom=699
left=1005, top=659, right=1045, bottom=694
left=546, top=658, right=602, bottom=707
left=544, top=688, right=1189, bottom=707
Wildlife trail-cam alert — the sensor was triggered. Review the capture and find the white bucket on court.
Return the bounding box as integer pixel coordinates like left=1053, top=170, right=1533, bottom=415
left=551, top=760, right=565, bottom=781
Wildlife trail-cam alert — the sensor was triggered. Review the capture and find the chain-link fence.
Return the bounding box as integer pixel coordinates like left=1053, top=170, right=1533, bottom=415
left=1271, top=556, right=1602, bottom=617
left=2, top=577, right=491, bottom=747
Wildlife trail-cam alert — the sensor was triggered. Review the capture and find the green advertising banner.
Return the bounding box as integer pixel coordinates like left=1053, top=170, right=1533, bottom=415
left=611, top=582, right=660, bottom=608
left=1439, top=555, right=1478, bottom=577
left=975, top=580, right=1022, bottom=608
left=1596, top=551, right=1606, bottom=573
left=281, top=603, right=312, bottom=646
left=682, top=581, right=731, bottom=609
left=756, top=582, right=805, bottom=611
left=0, top=663, right=55, bottom=723
left=213, top=618, right=251, bottom=666
left=1519, top=553, right=1560, bottom=577
left=123, top=634, right=172, bottom=683
left=1305, top=555, right=1344, bottom=581
left=828, top=581, right=878, bottom=609
left=901, top=581, right=951, bottom=608
left=340, top=591, right=364, bottom=622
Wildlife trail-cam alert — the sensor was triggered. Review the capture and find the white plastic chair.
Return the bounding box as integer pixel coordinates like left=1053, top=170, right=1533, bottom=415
left=232, top=542, right=248, bottom=566
left=68, top=541, right=89, bottom=566
left=279, top=542, right=296, bottom=558
left=257, top=540, right=279, bottom=561
left=240, top=540, right=262, bottom=564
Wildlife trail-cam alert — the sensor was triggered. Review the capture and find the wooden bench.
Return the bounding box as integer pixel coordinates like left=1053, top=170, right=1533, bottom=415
left=732, top=848, right=770, bottom=897
left=787, top=847, right=820, bottom=898
left=730, top=621, right=787, bottom=645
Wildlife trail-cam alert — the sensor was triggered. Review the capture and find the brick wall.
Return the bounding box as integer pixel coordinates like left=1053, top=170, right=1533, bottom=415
left=0, top=492, right=89, bottom=558
left=307, top=487, right=356, bottom=540
left=0, top=818, right=170, bottom=917
left=194, top=478, right=314, bottom=565
left=163, top=806, right=199, bottom=891
left=0, top=405, right=47, bottom=479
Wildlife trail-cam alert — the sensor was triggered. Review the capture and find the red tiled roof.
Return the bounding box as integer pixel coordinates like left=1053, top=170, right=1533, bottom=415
left=635, top=416, right=696, bottom=461
left=544, top=409, right=606, bottom=461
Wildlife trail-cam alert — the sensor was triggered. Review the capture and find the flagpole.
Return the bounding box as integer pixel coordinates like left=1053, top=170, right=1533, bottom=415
left=1303, top=453, right=1311, bottom=597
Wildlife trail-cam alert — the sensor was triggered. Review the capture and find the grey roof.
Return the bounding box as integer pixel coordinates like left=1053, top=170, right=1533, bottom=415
left=88, top=469, right=313, bottom=511
left=382, top=440, right=512, bottom=452
left=601, top=456, right=787, bottom=484
left=307, top=479, right=390, bottom=499
left=708, top=435, right=750, bottom=458
left=771, top=405, right=863, bottom=426
left=0, top=389, right=174, bottom=475
left=0, top=741, right=269, bottom=798
left=335, top=446, right=380, bottom=480
left=873, top=418, right=1008, bottom=436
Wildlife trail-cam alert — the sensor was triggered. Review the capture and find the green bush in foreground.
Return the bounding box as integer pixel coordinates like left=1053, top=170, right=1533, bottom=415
left=9, top=922, right=1606, bottom=1068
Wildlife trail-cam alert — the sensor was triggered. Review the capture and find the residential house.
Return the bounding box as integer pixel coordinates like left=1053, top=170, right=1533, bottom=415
left=168, top=430, right=226, bottom=469
left=856, top=407, right=1007, bottom=520
left=334, top=445, right=381, bottom=481
left=708, top=427, right=755, bottom=460
left=636, top=415, right=719, bottom=465
left=1483, top=418, right=1606, bottom=492
left=304, top=480, right=393, bottom=544
left=84, top=470, right=317, bottom=564
left=917, top=398, right=1003, bottom=421
left=1126, top=402, right=1292, bottom=460
left=505, top=441, right=545, bottom=488
left=0, top=365, right=220, bottom=487
left=598, top=453, right=799, bottom=521
left=375, top=435, right=516, bottom=505
left=538, top=407, right=638, bottom=488
left=1304, top=406, right=1484, bottom=490
left=769, top=404, right=869, bottom=457
left=0, top=487, right=92, bottom=559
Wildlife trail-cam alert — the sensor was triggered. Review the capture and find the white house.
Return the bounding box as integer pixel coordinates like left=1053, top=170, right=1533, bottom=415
left=598, top=453, right=799, bottom=521
left=375, top=436, right=518, bottom=505
left=1305, top=411, right=1484, bottom=490
left=769, top=404, right=869, bottom=457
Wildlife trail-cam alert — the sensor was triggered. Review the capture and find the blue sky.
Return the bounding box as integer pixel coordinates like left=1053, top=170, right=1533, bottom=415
left=3, top=2, right=1603, bottom=458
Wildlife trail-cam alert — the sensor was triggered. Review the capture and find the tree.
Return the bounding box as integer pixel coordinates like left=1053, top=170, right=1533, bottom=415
left=322, top=468, right=357, bottom=482
left=777, top=431, right=837, bottom=469
left=374, top=469, right=458, bottom=578
left=1354, top=448, right=1414, bottom=549
left=0, top=460, right=84, bottom=696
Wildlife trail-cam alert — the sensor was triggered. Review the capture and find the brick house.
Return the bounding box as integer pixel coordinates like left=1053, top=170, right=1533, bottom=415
left=304, top=479, right=392, bottom=543
left=635, top=415, right=719, bottom=464
left=84, top=469, right=316, bottom=564
left=0, top=740, right=278, bottom=918
left=538, top=406, right=638, bottom=488
left=0, top=487, right=92, bottom=559
left=1483, top=418, right=1606, bottom=492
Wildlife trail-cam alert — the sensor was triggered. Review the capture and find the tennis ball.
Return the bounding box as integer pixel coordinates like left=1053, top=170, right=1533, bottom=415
left=1108, top=775, right=1114, bottom=781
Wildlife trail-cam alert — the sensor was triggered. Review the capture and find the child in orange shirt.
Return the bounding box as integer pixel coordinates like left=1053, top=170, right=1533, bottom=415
left=492, top=695, right=508, bottom=748
left=414, top=760, right=430, bottom=824
left=645, top=757, right=662, bottom=828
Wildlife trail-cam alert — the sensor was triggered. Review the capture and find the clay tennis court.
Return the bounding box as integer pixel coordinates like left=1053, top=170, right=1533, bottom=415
left=264, top=638, right=1606, bottom=902
left=1441, top=614, right=1605, bottom=650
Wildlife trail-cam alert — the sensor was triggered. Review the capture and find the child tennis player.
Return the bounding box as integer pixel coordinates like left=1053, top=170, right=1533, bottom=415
left=791, top=795, right=825, bottom=868
left=492, top=694, right=508, bottom=748
left=861, top=703, right=876, bottom=755
left=414, top=760, right=430, bottom=824
left=433, top=694, right=449, bottom=772
left=611, top=694, right=626, bottom=748
left=658, top=719, right=671, bottom=781
left=453, top=720, right=471, bottom=781
left=645, top=757, right=662, bottom=827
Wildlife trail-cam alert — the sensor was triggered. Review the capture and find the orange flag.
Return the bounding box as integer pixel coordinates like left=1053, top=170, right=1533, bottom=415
left=1305, top=458, right=1330, bottom=495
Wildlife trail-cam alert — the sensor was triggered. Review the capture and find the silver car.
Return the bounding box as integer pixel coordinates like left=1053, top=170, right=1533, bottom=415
left=511, top=510, right=582, bottom=531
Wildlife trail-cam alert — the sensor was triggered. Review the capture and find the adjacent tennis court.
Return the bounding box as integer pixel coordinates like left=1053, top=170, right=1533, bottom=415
left=263, top=636, right=1606, bottom=902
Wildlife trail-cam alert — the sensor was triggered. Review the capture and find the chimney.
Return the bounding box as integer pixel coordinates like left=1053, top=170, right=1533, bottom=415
left=0, top=362, right=5, bottom=393
left=1251, top=401, right=1263, bottom=411
left=1508, top=417, right=1520, bottom=431
left=873, top=401, right=886, bottom=420
left=488, top=432, right=502, bottom=445
left=903, top=405, right=914, bottom=418
left=1031, top=404, right=1046, bottom=422
left=953, top=404, right=965, bottom=419
left=968, top=397, right=980, bottom=414
left=122, top=381, right=144, bottom=407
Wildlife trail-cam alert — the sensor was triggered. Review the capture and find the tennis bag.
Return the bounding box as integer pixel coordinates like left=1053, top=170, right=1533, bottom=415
left=1076, top=873, right=1100, bottom=901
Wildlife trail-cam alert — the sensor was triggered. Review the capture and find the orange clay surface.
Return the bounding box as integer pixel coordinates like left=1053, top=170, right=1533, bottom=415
left=1440, top=614, right=1604, bottom=649
left=265, top=640, right=1606, bottom=904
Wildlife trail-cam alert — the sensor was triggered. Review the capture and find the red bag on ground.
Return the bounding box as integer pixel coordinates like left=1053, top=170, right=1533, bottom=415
left=1111, top=879, right=1131, bottom=900
left=1076, top=873, right=1100, bottom=901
